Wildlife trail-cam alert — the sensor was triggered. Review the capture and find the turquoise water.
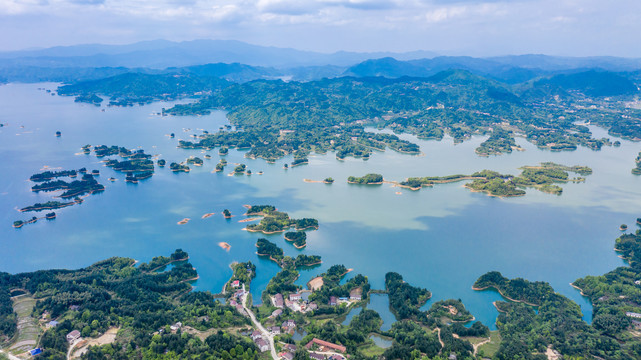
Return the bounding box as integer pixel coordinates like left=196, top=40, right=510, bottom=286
left=1, top=83, right=638, bottom=331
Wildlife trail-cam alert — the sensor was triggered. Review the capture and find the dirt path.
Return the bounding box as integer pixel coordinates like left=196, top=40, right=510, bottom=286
left=473, top=337, right=491, bottom=355
left=70, top=327, right=119, bottom=359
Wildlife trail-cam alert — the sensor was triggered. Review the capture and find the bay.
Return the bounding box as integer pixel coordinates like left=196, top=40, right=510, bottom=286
left=0, top=83, right=637, bottom=330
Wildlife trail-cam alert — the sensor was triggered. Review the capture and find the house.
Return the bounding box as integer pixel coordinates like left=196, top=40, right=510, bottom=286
left=284, top=344, right=297, bottom=352
left=231, top=280, right=240, bottom=288
left=310, top=353, right=325, bottom=360
left=305, top=338, right=347, bottom=353
left=282, top=319, right=296, bottom=332
left=626, top=312, right=641, bottom=318
left=448, top=353, right=457, bottom=360
left=273, top=293, right=284, bottom=308
left=235, top=304, right=246, bottom=315
left=282, top=352, right=294, bottom=360
left=272, top=309, right=283, bottom=317
left=47, top=320, right=59, bottom=328
left=255, top=338, right=269, bottom=352
left=229, top=300, right=238, bottom=306
left=66, top=330, right=81, bottom=343
left=69, top=305, right=80, bottom=311
left=349, top=288, right=362, bottom=301
left=29, top=348, right=42, bottom=356
left=271, top=326, right=281, bottom=335
left=329, top=296, right=338, bottom=306
left=307, top=302, right=318, bottom=311
left=329, top=355, right=345, bottom=360
left=289, top=293, right=302, bottom=301
left=251, top=330, right=263, bottom=341
left=170, top=322, right=182, bottom=331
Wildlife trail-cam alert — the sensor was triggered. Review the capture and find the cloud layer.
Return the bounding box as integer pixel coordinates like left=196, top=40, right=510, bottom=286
left=1, top=0, right=640, bottom=56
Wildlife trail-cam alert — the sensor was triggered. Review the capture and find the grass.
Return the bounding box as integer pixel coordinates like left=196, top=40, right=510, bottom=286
left=358, top=342, right=386, bottom=357
left=477, top=330, right=502, bottom=358
left=8, top=295, right=41, bottom=354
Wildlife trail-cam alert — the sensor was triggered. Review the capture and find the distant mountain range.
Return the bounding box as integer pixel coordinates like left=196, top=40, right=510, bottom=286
left=2, top=39, right=641, bottom=87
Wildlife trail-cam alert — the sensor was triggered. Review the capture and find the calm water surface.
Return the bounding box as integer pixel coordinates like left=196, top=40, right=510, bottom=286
left=1, top=83, right=639, bottom=330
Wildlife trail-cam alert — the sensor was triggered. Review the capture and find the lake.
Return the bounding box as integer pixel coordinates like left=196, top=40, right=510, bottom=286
left=1, top=83, right=637, bottom=330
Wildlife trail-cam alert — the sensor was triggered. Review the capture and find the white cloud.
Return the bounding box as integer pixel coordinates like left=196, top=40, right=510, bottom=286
left=1, top=0, right=641, bottom=56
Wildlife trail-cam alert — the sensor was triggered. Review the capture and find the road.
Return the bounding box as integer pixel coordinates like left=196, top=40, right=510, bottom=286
left=241, top=284, right=278, bottom=360
left=0, top=349, right=23, bottom=360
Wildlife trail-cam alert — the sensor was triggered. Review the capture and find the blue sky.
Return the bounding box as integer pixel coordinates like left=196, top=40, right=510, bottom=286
left=1, top=0, right=640, bottom=56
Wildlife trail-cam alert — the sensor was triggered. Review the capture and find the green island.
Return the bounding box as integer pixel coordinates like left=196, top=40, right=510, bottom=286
left=169, top=162, right=190, bottom=172
left=255, top=238, right=321, bottom=269
left=245, top=205, right=319, bottom=233
left=20, top=200, right=75, bottom=212
left=186, top=156, right=204, bottom=166
left=55, top=67, right=641, bottom=166
left=29, top=169, right=80, bottom=182
left=396, top=162, right=591, bottom=196
left=31, top=174, right=105, bottom=198
left=323, top=177, right=334, bottom=184
left=222, top=209, right=232, bottom=218
left=234, top=163, right=246, bottom=174
left=347, top=173, right=384, bottom=184
left=74, top=93, right=103, bottom=105
left=475, top=128, right=523, bottom=156
left=633, top=151, right=641, bottom=175
left=284, top=231, right=307, bottom=248
left=291, top=157, right=309, bottom=167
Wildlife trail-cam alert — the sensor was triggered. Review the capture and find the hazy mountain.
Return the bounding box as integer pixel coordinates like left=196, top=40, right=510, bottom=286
left=489, top=54, right=641, bottom=72
left=0, top=39, right=438, bottom=68
left=343, top=56, right=543, bottom=83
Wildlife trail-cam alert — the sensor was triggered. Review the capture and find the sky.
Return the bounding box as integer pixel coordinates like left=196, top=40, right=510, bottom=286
left=0, top=0, right=640, bottom=57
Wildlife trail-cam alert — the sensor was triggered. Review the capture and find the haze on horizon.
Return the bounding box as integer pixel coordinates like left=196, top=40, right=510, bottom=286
left=1, top=0, right=640, bottom=58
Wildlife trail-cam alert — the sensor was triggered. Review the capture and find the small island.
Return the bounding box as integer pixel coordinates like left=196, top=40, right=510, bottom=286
left=291, top=157, right=309, bottom=167
left=218, top=146, right=228, bottom=155
left=348, top=173, right=383, bottom=184
left=620, top=224, right=628, bottom=231
left=222, top=209, right=232, bottom=218
left=186, top=156, right=204, bottom=166
left=244, top=205, right=319, bottom=233
left=233, top=164, right=246, bottom=174
left=170, top=162, right=190, bottom=172
left=284, top=231, right=307, bottom=248
left=256, top=238, right=321, bottom=268
left=633, top=151, right=641, bottom=175
left=157, top=159, right=166, bottom=166
left=323, top=177, right=334, bottom=184
left=20, top=200, right=75, bottom=212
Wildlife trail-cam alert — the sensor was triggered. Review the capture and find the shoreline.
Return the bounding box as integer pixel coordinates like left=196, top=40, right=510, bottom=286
left=472, top=285, right=539, bottom=307
left=147, top=257, right=189, bottom=273
left=569, top=282, right=587, bottom=296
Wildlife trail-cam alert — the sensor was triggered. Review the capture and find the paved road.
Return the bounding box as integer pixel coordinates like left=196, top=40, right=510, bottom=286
left=241, top=285, right=278, bottom=360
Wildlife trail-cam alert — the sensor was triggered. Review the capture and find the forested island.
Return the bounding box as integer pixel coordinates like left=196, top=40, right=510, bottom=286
left=284, top=231, right=307, bottom=248
left=56, top=68, right=641, bottom=165
left=633, top=151, right=641, bottom=175
left=348, top=173, right=384, bottom=184
left=244, top=205, right=319, bottom=233
left=396, top=162, right=591, bottom=196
